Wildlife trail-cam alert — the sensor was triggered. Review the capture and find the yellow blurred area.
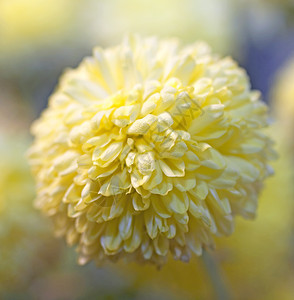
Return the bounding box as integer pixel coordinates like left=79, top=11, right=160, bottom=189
left=0, top=0, right=236, bottom=60
left=0, top=133, right=62, bottom=291
left=271, top=58, right=294, bottom=145
left=0, top=0, right=78, bottom=53
left=87, top=0, right=235, bottom=53
left=0, top=135, right=30, bottom=212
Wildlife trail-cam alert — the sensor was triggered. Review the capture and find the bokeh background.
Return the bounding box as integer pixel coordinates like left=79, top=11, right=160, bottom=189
left=0, top=0, right=294, bottom=299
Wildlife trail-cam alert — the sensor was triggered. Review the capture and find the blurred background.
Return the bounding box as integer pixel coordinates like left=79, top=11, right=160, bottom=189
left=0, top=0, right=294, bottom=299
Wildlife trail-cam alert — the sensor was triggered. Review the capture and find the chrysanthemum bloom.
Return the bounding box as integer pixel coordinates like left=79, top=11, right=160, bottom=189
left=28, top=35, right=275, bottom=266
left=117, top=128, right=292, bottom=300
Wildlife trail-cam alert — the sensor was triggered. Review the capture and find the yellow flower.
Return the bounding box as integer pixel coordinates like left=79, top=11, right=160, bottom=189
left=116, top=127, right=293, bottom=300
left=28, top=35, right=275, bottom=266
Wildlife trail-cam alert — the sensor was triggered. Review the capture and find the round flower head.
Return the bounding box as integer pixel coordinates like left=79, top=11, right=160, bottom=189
left=28, top=35, right=275, bottom=266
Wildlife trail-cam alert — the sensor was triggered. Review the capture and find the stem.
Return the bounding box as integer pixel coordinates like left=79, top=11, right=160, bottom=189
left=202, top=249, right=230, bottom=300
